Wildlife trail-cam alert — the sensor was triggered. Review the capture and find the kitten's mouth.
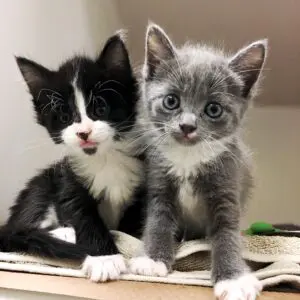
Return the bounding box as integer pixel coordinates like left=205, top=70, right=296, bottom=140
left=80, top=141, right=98, bottom=155
left=80, top=140, right=98, bottom=148
left=172, top=132, right=200, bottom=146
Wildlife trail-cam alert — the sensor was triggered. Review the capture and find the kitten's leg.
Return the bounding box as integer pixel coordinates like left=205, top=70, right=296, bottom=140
left=201, top=171, right=262, bottom=300
left=129, top=186, right=178, bottom=277
left=76, top=213, right=127, bottom=282
left=60, top=190, right=126, bottom=282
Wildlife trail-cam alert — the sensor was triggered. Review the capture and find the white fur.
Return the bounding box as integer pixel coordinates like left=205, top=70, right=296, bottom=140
left=129, top=256, right=168, bottom=277
left=214, top=273, right=262, bottom=300
left=40, top=206, right=59, bottom=229
left=74, top=83, right=87, bottom=118
left=162, top=137, right=232, bottom=178
left=70, top=143, right=143, bottom=229
left=178, top=180, right=206, bottom=223
left=82, top=254, right=127, bottom=282
left=49, top=227, right=76, bottom=244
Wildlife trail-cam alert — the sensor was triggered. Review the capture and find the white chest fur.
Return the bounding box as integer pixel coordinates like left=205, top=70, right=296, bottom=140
left=70, top=147, right=143, bottom=229
left=177, top=179, right=207, bottom=228
left=161, top=140, right=228, bottom=234
left=162, top=139, right=228, bottom=178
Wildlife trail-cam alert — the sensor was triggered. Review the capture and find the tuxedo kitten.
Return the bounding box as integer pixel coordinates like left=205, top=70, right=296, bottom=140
left=129, top=24, right=267, bottom=300
left=0, top=32, right=144, bottom=282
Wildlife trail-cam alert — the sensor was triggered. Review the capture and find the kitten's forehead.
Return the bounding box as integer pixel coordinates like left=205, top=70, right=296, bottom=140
left=177, top=46, right=230, bottom=86
left=178, top=45, right=227, bottom=68
left=149, top=45, right=235, bottom=94
left=58, top=57, right=99, bottom=86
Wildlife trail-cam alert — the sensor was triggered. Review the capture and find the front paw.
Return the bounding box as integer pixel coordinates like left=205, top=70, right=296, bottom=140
left=82, top=254, right=127, bottom=282
left=214, top=273, right=262, bottom=300
left=129, top=256, right=169, bottom=277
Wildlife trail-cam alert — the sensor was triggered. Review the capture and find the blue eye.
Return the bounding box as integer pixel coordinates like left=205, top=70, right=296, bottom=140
left=162, top=94, right=180, bottom=110
left=204, top=102, right=223, bottom=119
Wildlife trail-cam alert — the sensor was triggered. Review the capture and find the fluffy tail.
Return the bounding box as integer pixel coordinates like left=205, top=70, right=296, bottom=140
left=0, top=225, right=88, bottom=261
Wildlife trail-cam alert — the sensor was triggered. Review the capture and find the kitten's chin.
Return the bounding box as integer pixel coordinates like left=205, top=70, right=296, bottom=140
left=82, top=147, right=97, bottom=155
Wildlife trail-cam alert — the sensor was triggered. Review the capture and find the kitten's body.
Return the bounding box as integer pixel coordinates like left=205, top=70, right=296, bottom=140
left=130, top=24, right=267, bottom=300
left=0, top=33, right=144, bottom=282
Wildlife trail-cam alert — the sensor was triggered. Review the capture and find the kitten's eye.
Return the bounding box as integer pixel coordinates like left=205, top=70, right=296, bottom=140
left=60, top=113, right=71, bottom=124
left=94, top=97, right=110, bottom=118
left=59, top=106, right=68, bottom=114
left=204, top=102, right=223, bottom=119
left=162, top=94, right=180, bottom=110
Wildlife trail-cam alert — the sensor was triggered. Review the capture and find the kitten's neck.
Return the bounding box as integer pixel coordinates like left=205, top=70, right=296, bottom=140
left=68, top=140, right=137, bottom=177
left=67, top=140, right=143, bottom=198
left=160, top=135, right=237, bottom=178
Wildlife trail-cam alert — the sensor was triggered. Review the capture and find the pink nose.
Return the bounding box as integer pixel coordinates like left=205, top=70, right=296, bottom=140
left=76, top=130, right=91, bottom=141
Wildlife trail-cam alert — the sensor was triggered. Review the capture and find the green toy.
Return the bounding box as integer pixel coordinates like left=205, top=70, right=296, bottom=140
left=243, top=222, right=300, bottom=237
left=243, top=222, right=281, bottom=236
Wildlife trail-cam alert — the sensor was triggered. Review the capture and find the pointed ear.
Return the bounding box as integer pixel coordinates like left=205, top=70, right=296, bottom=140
left=144, top=23, right=176, bottom=78
left=229, top=40, right=267, bottom=98
left=16, top=56, right=54, bottom=97
left=96, top=31, right=132, bottom=78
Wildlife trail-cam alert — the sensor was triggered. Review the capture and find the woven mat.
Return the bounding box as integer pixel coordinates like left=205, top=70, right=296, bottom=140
left=0, top=230, right=299, bottom=291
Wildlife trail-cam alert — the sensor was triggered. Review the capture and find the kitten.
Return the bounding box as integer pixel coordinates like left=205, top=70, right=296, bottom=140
left=129, top=24, right=267, bottom=300
left=0, top=32, right=144, bottom=282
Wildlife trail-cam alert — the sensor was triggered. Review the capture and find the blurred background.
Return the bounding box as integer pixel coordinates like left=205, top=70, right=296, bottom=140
left=0, top=0, right=299, bottom=226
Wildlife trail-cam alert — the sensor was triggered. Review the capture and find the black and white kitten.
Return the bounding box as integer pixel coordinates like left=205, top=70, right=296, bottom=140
left=129, top=24, right=267, bottom=300
left=0, top=32, right=144, bottom=282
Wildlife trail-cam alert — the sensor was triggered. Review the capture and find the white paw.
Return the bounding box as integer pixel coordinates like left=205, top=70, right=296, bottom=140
left=82, top=254, right=127, bottom=282
left=50, top=227, right=76, bottom=244
left=214, top=273, right=262, bottom=300
left=129, top=256, right=168, bottom=277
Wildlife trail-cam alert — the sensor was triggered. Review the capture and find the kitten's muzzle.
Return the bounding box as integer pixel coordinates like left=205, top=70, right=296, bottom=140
left=172, top=124, right=199, bottom=145
left=76, top=130, right=92, bottom=141
left=179, top=124, right=197, bottom=136
left=76, top=130, right=98, bottom=150
left=178, top=113, right=197, bottom=139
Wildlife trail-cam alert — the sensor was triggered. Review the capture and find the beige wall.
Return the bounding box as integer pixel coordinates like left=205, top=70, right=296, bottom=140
left=243, top=107, right=300, bottom=227
left=0, top=0, right=121, bottom=223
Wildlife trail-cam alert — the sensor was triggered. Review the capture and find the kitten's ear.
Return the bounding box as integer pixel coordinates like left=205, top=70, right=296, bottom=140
left=16, top=56, right=54, bottom=97
left=96, top=31, right=132, bottom=78
left=229, top=40, right=267, bottom=98
left=16, top=56, right=55, bottom=99
left=144, top=23, right=176, bottom=78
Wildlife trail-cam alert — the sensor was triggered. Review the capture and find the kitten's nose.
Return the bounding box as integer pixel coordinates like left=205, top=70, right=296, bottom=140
left=76, top=130, right=91, bottom=141
left=179, top=124, right=197, bottom=135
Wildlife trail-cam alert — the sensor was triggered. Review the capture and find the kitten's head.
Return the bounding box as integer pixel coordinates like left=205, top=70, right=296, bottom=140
left=17, top=32, right=137, bottom=155
left=142, top=24, right=267, bottom=147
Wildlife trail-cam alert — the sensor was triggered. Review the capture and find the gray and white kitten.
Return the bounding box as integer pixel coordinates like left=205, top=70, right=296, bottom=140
left=129, top=24, right=267, bottom=300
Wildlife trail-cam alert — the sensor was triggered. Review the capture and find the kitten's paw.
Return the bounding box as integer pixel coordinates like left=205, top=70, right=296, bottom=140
left=50, top=227, right=76, bottom=244
left=129, top=256, right=168, bottom=277
left=82, top=254, right=127, bottom=282
left=214, top=273, right=262, bottom=300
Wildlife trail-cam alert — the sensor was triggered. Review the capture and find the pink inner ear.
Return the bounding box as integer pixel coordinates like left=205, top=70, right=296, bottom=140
left=230, top=41, right=266, bottom=72
left=229, top=42, right=266, bottom=97
left=239, top=46, right=265, bottom=69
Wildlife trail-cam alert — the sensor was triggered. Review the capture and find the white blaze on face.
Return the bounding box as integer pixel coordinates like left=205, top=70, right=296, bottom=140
left=61, top=79, right=115, bottom=152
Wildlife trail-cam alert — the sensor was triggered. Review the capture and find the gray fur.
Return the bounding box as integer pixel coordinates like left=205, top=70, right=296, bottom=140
left=138, top=24, right=267, bottom=283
